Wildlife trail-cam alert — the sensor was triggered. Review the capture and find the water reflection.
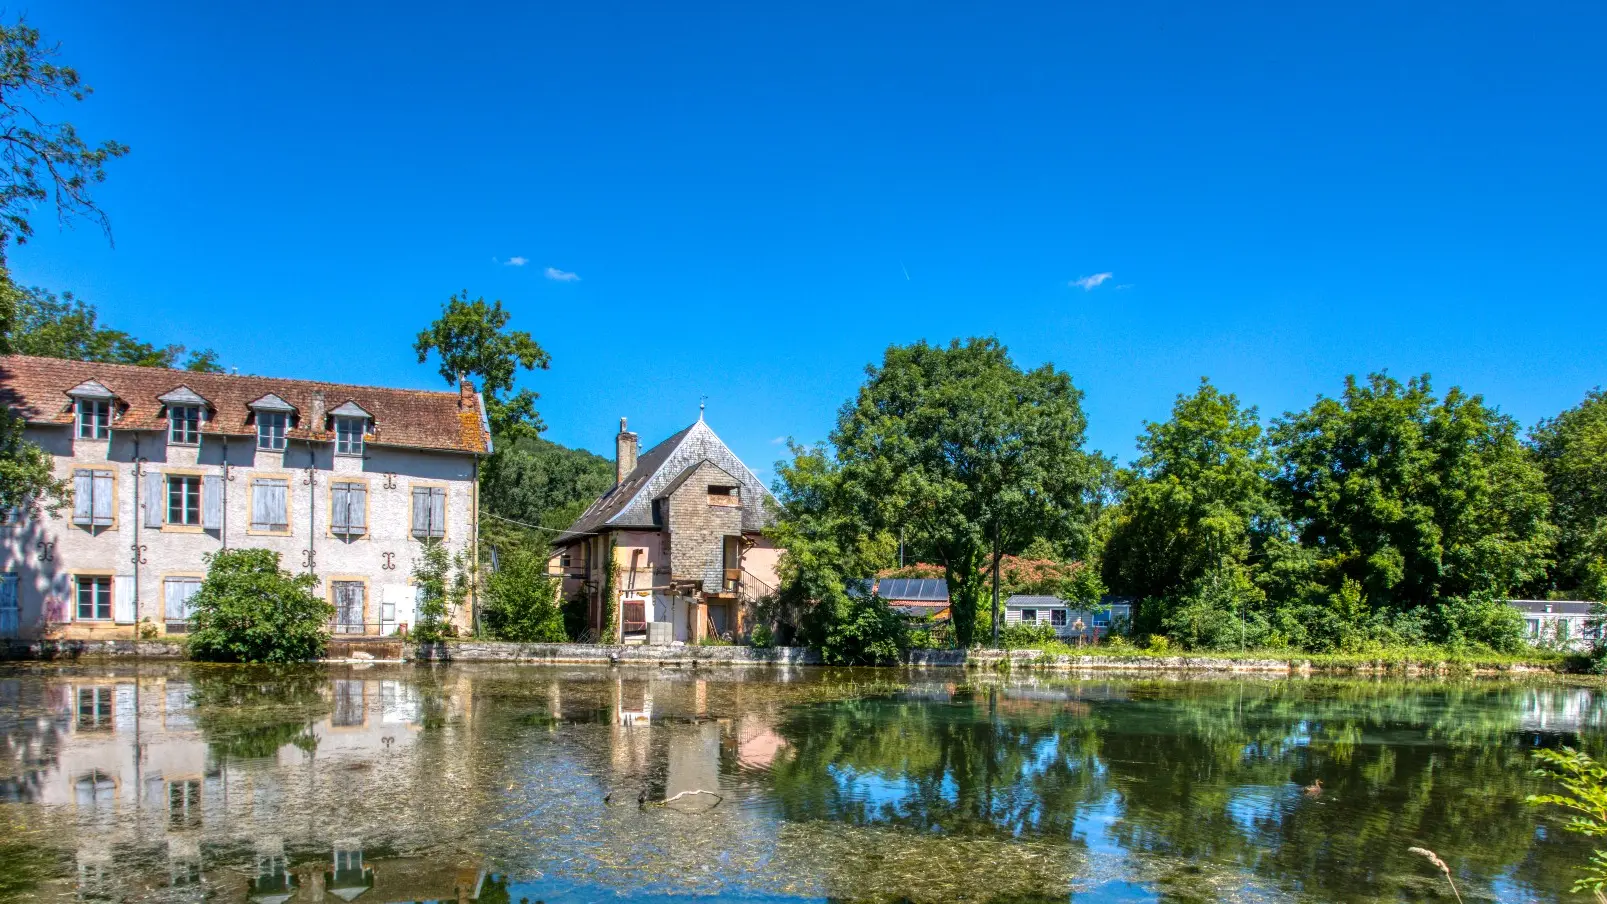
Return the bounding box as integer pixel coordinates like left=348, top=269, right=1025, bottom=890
left=0, top=664, right=1600, bottom=903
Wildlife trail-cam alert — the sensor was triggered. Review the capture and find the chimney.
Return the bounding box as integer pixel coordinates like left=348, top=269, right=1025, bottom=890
left=616, top=417, right=638, bottom=484
left=458, top=373, right=475, bottom=410
left=309, top=391, right=326, bottom=435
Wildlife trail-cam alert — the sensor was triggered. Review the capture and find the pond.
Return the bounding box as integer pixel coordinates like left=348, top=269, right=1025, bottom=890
left=0, top=663, right=1600, bottom=903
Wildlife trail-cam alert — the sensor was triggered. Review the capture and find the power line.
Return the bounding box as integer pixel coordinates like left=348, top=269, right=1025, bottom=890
left=481, top=510, right=590, bottom=536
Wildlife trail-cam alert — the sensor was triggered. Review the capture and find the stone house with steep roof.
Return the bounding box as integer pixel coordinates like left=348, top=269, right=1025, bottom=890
left=550, top=415, right=781, bottom=644
left=0, top=354, right=491, bottom=640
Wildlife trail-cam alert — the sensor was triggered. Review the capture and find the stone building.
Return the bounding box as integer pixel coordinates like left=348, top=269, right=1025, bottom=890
left=551, top=414, right=781, bottom=644
left=0, top=355, right=491, bottom=639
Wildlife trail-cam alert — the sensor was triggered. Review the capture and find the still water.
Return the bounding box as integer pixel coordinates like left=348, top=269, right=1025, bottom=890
left=0, top=663, right=1600, bottom=903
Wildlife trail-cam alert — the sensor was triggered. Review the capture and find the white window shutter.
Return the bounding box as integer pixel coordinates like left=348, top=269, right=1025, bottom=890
left=348, top=485, right=366, bottom=534
left=202, top=475, right=223, bottom=530
left=252, top=481, right=270, bottom=530
left=429, top=489, right=446, bottom=538
left=72, top=471, right=93, bottom=524
left=144, top=471, right=164, bottom=528
left=92, top=472, right=114, bottom=525
left=164, top=578, right=184, bottom=622
left=331, top=485, right=349, bottom=533
left=267, top=481, right=287, bottom=529
left=113, top=575, right=136, bottom=624
left=411, top=488, right=429, bottom=537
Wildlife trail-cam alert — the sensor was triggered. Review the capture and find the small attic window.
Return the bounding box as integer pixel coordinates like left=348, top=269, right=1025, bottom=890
left=708, top=485, right=741, bottom=506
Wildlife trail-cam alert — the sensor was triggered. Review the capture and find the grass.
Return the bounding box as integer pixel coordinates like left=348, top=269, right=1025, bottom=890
left=988, top=641, right=1570, bottom=671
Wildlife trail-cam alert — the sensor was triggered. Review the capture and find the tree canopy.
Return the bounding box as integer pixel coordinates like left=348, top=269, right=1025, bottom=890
left=0, top=18, right=126, bottom=512
left=1531, top=388, right=1607, bottom=601
left=414, top=291, right=550, bottom=438
left=10, top=285, right=221, bottom=370
left=774, top=338, right=1105, bottom=648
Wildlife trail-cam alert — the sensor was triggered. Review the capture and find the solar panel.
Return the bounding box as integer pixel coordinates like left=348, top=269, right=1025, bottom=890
left=877, top=578, right=948, bottom=602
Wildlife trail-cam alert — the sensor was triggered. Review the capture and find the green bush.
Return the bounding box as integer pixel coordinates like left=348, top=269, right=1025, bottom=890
left=187, top=549, right=334, bottom=663
left=998, top=622, right=1058, bottom=649
left=481, top=547, right=566, bottom=642
left=749, top=623, right=775, bottom=649
left=810, top=590, right=908, bottom=665
left=1431, top=592, right=1526, bottom=653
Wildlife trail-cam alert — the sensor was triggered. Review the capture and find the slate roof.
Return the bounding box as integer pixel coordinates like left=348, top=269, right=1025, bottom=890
left=0, top=354, right=491, bottom=455
left=557, top=418, right=775, bottom=542
left=1509, top=600, right=1598, bottom=616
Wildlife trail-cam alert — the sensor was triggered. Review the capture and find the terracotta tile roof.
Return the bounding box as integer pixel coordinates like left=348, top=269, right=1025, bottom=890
left=0, top=354, right=491, bottom=455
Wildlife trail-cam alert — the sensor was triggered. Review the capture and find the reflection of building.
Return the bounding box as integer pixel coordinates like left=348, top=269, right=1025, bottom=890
left=4, top=666, right=486, bottom=901
left=0, top=354, right=491, bottom=640
left=550, top=415, right=781, bottom=644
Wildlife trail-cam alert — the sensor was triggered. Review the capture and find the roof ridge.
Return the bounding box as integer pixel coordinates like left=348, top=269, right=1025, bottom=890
left=0, top=353, right=465, bottom=398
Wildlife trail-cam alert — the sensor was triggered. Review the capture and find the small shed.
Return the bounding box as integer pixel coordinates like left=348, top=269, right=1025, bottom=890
left=1004, top=595, right=1131, bottom=641
left=1508, top=600, right=1600, bottom=651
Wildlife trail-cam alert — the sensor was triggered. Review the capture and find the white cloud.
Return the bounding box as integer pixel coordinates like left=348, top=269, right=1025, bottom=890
left=1070, top=272, right=1114, bottom=291
left=545, top=267, right=581, bottom=282
left=505, top=256, right=528, bottom=267
left=770, top=436, right=788, bottom=445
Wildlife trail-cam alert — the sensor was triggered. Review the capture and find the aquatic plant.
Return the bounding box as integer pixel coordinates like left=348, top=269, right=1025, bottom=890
left=1529, top=746, right=1607, bottom=893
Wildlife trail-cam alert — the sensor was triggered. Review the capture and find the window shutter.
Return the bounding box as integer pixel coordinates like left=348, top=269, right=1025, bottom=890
left=72, top=471, right=93, bottom=524
left=91, top=472, right=114, bottom=525
left=252, top=481, right=271, bottom=530
left=113, top=575, right=136, bottom=624
left=164, top=578, right=184, bottom=621
left=429, top=488, right=446, bottom=538
left=202, top=475, right=223, bottom=530
left=144, top=471, right=164, bottom=528
left=411, top=488, right=429, bottom=537
left=331, top=484, right=349, bottom=533
left=347, top=485, right=367, bottom=534
left=0, top=575, right=16, bottom=609
left=267, top=481, right=287, bottom=529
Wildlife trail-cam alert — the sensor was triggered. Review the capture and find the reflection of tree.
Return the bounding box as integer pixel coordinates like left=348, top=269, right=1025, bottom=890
left=766, top=679, right=1599, bottom=902
left=190, top=666, right=332, bottom=761
left=0, top=677, right=69, bottom=803
left=1096, top=681, right=1598, bottom=902
left=769, top=686, right=1107, bottom=837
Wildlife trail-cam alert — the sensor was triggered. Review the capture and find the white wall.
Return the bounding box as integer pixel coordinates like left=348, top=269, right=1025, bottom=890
left=0, top=425, right=478, bottom=638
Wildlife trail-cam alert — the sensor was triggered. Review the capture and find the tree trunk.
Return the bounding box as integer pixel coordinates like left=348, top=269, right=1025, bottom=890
left=990, top=525, right=1002, bottom=648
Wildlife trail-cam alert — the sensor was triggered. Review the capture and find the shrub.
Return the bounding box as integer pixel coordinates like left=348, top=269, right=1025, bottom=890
left=811, top=590, right=908, bottom=665
left=187, top=549, right=333, bottom=663
left=1432, top=592, right=1525, bottom=653
left=481, top=547, right=566, bottom=642
left=998, top=622, right=1057, bottom=649
left=750, top=623, right=775, bottom=649
left=561, top=589, right=589, bottom=641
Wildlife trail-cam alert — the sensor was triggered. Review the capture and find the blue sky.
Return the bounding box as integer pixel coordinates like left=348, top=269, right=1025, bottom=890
left=15, top=1, right=1606, bottom=481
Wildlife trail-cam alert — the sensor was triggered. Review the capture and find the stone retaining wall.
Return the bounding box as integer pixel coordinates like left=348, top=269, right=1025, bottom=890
left=0, top=638, right=187, bottom=661
left=412, top=642, right=821, bottom=666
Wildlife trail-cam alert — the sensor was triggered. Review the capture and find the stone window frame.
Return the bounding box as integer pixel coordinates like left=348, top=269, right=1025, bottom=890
left=246, top=472, right=294, bottom=537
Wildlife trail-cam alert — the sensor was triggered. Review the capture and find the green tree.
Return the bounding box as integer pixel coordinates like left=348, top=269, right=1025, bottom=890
left=413, top=291, right=550, bottom=438
left=1103, top=379, right=1282, bottom=639
left=412, top=541, right=467, bottom=642
left=1271, top=373, right=1554, bottom=616
left=10, top=286, right=220, bottom=368
left=480, top=435, right=614, bottom=531
left=187, top=549, right=334, bottom=663
left=0, top=18, right=127, bottom=508
left=1532, top=389, right=1607, bottom=600
left=481, top=546, right=566, bottom=642
left=826, top=338, right=1104, bottom=647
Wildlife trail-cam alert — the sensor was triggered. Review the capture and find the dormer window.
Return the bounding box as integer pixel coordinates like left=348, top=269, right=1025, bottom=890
left=329, top=401, right=371, bottom=457
left=257, top=412, right=287, bottom=451
left=158, top=386, right=209, bottom=447
left=77, top=399, right=110, bottom=439
left=335, top=417, right=364, bottom=455
left=169, top=406, right=202, bottom=445
left=248, top=393, right=295, bottom=451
